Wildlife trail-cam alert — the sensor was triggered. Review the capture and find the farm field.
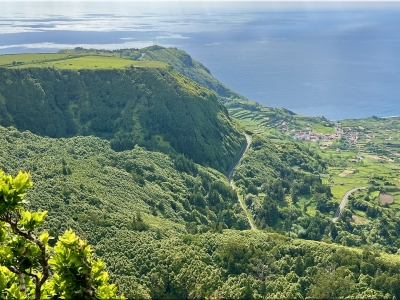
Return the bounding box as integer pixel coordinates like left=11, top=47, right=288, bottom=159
left=0, top=53, right=72, bottom=66
left=233, top=107, right=400, bottom=229
left=314, top=143, right=399, bottom=202
left=0, top=53, right=167, bottom=69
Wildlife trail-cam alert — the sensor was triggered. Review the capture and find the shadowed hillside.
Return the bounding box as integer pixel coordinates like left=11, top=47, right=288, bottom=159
left=0, top=67, right=245, bottom=172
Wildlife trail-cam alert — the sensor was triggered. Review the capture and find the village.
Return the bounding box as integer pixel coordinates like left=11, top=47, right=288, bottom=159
left=276, top=121, right=399, bottom=163
left=290, top=122, right=366, bottom=146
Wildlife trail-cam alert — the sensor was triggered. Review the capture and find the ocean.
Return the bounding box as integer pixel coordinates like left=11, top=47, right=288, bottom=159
left=1, top=1, right=400, bottom=120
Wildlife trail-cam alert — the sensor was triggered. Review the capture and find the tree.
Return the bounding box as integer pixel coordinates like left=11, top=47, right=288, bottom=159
left=0, top=170, right=122, bottom=299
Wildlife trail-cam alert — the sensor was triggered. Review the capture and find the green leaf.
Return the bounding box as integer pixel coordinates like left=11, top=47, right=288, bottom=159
left=6, top=283, right=26, bottom=300
left=39, top=231, right=51, bottom=246
left=58, top=229, right=79, bottom=246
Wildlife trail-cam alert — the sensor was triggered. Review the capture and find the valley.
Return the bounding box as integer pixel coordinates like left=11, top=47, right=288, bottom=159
left=228, top=88, right=400, bottom=254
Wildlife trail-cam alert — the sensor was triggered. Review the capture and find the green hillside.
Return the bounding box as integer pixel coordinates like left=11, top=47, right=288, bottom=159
left=0, top=126, right=249, bottom=293
left=0, top=125, right=249, bottom=232
left=60, top=46, right=250, bottom=105
left=2, top=48, right=400, bottom=298
left=56, top=47, right=294, bottom=128
left=137, top=46, right=246, bottom=102
left=2, top=126, right=400, bottom=298
left=0, top=66, right=244, bottom=172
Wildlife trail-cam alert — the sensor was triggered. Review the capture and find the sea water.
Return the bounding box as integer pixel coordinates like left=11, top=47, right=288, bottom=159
left=1, top=1, right=400, bottom=120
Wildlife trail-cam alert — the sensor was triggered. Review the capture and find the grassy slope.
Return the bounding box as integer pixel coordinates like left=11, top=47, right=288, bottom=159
left=0, top=53, right=72, bottom=66
left=59, top=46, right=250, bottom=104
left=0, top=53, right=167, bottom=69
left=13, top=56, right=167, bottom=69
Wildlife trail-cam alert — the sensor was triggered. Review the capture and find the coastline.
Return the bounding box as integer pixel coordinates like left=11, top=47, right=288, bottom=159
left=382, top=116, right=400, bottom=119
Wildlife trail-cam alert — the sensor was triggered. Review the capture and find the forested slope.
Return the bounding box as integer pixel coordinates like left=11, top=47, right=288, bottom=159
left=0, top=126, right=249, bottom=235
left=232, top=135, right=334, bottom=233
left=0, top=67, right=244, bottom=172
left=110, top=229, right=400, bottom=299
left=3, top=126, right=400, bottom=298
left=0, top=125, right=250, bottom=294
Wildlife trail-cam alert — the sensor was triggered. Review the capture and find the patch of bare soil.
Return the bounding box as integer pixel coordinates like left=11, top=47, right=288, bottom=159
left=339, top=168, right=355, bottom=177
left=380, top=193, right=394, bottom=204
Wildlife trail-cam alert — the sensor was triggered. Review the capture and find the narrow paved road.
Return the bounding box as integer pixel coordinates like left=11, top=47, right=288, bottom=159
left=333, top=187, right=366, bottom=223
left=226, top=134, right=251, bottom=180
left=227, top=134, right=255, bottom=230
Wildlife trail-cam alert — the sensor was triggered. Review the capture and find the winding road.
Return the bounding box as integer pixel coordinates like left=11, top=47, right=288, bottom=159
left=333, top=187, right=366, bottom=223
left=227, top=134, right=255, bottom=230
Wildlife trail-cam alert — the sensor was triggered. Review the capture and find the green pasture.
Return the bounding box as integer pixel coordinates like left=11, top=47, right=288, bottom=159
left=353, top=210, right=367, bottom=218
left=310, top=124, right=335, bottom=134
left=351, top=213, right=368, bottom=225
left=330, top=185, right=355, bottom=202
left=0, top=53, right=72, bottom=66
left=297, top=195, right=316, bottom=216
left=387, top=192, right=400, bottom=210
left=236, top=119, right=259, bottom=131
left=0, top=53, right=167, bottom=70
left=327, top=154, right=400, bottom=206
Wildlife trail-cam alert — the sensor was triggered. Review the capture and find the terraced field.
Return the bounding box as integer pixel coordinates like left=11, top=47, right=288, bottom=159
left=232, top=105, right=400, bottom=228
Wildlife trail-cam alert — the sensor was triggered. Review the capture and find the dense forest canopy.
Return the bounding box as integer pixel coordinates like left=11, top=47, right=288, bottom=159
left=0, top=170, right=122, bottom=299
left=2, top=126, right=400, bottom=298
left=0, top=67, right=244, bottom=172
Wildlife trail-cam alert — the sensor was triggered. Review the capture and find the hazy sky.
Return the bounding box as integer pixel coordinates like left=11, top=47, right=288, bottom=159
left=1, top=0, right=398, bottom=2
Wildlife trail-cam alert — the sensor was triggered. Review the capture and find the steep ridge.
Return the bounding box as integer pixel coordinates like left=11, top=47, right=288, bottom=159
left=137, top=46, right=247, bottom=103
left=0, top=67, right=245, bottom=172
left=60, top=46, right=253, bottom=107
left=135, top=46, right=267, bottom=110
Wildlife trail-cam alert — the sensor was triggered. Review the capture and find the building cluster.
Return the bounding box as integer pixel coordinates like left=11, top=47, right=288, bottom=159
left=273, top=120, right=400, bottom=163
left=293, top=131, right=340, bottom=142
left=292, top=124, right=374, bottom=147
